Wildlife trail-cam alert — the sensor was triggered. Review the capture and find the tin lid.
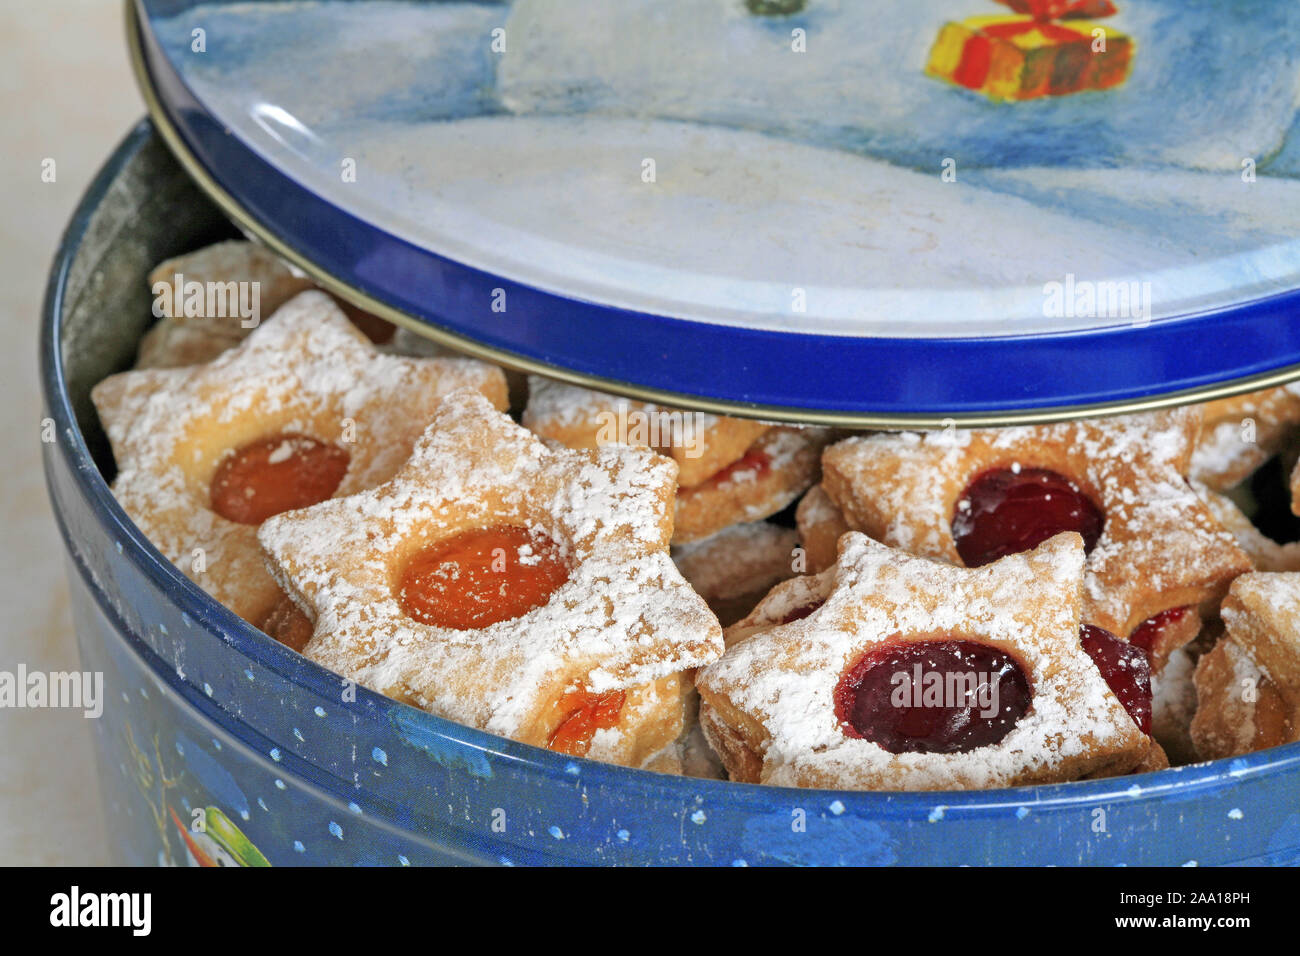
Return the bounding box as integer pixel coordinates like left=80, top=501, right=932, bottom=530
left=131, top=0, right=1300, bottom=425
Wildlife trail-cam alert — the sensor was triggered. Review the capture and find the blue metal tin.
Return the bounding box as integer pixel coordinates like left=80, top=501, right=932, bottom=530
left=128, top=0, right=1300, bottom=425
left=40, top=122, right=1300, bottom=865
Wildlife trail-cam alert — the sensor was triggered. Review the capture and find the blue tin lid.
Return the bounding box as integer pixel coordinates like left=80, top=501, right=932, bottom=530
left=131, top=0, right=1300, bottom=425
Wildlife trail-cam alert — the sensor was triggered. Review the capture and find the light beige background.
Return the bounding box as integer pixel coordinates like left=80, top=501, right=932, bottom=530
left=1, top=0, right=143, bottom=865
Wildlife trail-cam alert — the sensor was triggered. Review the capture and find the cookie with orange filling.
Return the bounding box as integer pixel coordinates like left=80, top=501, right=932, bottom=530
left=1191, top=572, right=1300, bottom=760
left=697, top=533, right=1152, bottom=790
left=821, top=409, right=1251, bottom=673
left=257, top=389, right=724, bottom=768
left=92, top=291, right=508, bottom=627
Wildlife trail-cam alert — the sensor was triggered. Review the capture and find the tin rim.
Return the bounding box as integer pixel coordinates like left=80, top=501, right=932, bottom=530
left=125, top=0, right=1300, bottom=429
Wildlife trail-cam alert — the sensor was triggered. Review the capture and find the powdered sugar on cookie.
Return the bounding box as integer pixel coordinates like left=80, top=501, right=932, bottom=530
left=698, top=533, right=1148, bottom=790
left=92, top=291, right=508, bottom=623
left=258, top=389, right=723, bottom=760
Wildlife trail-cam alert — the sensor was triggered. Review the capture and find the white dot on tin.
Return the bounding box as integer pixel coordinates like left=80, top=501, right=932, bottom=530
left=293, top=841, right=305, bottom=853
left=211, top=739, right=222, bottom=751
left=240, top=810, right=250, bottom=821
left=293, top=728, right=304, bottom=741
left=564, top=762, right=580, bottom=776
left=348, top=802, right=362, bottom=815
left=159, top=623, right=168, bottom=635
left=398, top=855, right=410, bottom=866
left=1182, top=860, right=1199, bottom=867
left=372, top=747, right=387, bottom=766
left=270, top=748, right=282, bottom=762
left=314, top=706, right=326, bottom=717
left=928, top=806, right=946, bottom=823
left=258, top=798, right=268, bottom=812
left=549, top=825, right=565, bottom=840
left=829, top=800, right=845, bottom=816
left=115, top=541, right=123, bottom=554
left=274, top=778, right=286, bottom=790
left=329, top=821, right=343, bottom=840
left=182, top=613, right=193, bottom=628
left=1228, top=808, right=1244, bottom=820
left=1015, top=807, right=1030, bottom=820
left=690, top=810, right=707, bottom=825
left=244, top=669, right=255, bottom=681
left=616, top=829, right=630, bottom=843
left=732, top=859, right=748, bottom=867
left=203, top=683, right=213, bottom=697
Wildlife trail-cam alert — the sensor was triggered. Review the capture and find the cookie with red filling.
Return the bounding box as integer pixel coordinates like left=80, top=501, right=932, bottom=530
left=522, top=378, right=828, bottom=542
left=821, top=410, right=1251, bottom=671
left=697, top=532, right=1151, bottom=790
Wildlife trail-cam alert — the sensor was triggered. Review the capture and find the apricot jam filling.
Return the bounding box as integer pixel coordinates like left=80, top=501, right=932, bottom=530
left=951, top=467, right=1103, bottom=568
left=547, top=687, right=628, bottom=756
left=396, top=525, right=570, bottom=630
left=835, top=639, right=1032, bottom=754
left=210, top=433, right=349, bottom=525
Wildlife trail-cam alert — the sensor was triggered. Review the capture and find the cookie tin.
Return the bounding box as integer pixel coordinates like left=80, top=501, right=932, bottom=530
left=40, top=121, right=1300, bottom=866
left=128, top=0, right=1300, bottom=427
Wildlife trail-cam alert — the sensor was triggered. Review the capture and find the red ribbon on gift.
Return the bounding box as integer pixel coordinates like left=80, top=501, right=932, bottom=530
left=954, top=0, right=1118, bottom=90
left=1000, top=0, right=1117, bottom=20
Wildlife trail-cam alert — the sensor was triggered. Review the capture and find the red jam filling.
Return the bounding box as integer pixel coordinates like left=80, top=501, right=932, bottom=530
left=777, top=599, right=824, bottom=625
left=547, top=688, right=627, bottom=756
left=951, top=467, right=1104, bottom=567
left=834, top=639, right=1032, bottom=754
left=1127, top=606, right=1193, bottom=659
left=397, top=525, right=570, bottom=630
left=1080, top=624, right=1152, bottom=734
left=686, top=448, right=772, bottom=492
left=210, top=433, right=349, bottom=525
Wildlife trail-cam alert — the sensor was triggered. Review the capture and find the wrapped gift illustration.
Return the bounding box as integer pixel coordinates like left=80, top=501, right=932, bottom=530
left=927, top=0, right=1135, bottom=101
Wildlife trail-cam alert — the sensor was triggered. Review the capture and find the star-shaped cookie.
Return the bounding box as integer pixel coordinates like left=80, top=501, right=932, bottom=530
left=257, top=389, right=724, bottom=768
left=92, top=291, right=508, bottom=625
left=821, top=409, right=1251, bottom=665
left=697, top=532, right=1151, bottom=790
